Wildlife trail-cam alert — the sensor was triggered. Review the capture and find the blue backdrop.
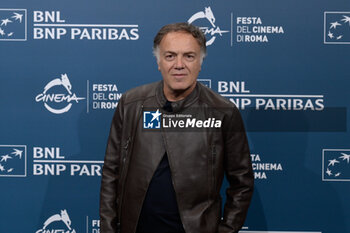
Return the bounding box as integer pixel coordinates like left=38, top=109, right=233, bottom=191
left=0, top=0, right=349, bottom=232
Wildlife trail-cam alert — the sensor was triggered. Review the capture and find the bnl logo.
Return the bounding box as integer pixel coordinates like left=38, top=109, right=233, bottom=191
left=198, top=79, right=212, bottom=89
left=0, top=9, right=27, bottom=41
left=324, top=12, right=350, bottom=44
left=322, top=149, right=350, bottom=181
left=0, top=145, right=27, bottom=177
left=143, top=109, right=161, bottom=129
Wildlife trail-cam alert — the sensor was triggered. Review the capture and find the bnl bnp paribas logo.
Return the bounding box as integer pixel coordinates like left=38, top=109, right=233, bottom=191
left=322, top=149, right=350, bottom=181
left=188, top=6, right=229, bottom=46
left=0, top=145, right=27, bottom=177
left=35, top=74, right=85, bottom=114
left=0, top=9, right=27, bottom=41
left=143, top=109, right=162, bottom=129
left=324, top=12, right=350, bottom=44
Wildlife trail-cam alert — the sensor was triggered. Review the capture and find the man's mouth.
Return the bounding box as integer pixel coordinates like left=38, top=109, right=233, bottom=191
left=172, top=73, right=187, bottom=77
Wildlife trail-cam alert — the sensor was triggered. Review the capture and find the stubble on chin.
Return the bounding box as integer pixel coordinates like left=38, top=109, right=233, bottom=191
left=165, top=81, right=196, bottom=100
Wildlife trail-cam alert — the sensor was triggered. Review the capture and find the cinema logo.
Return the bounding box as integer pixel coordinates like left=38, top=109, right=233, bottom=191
left=36, top=209, right=76, bottom=233
left=234, top=16, right=285, bottom=43
left=251, top=153, right=283, bottom=180
left=218, top=81, right=324, bottom=111
left=35, top=74, right=85, bottom=114
left=88, top=82, right=122, bottom=112
left=86, top=217, right=100, bottom=233
left=187, top=8, right=285, bottom=46
left=33, top=11, right=139, bottom=40
left=32, top=146, right=103, bottom=176
left=188, top=6, right=229, bottom=46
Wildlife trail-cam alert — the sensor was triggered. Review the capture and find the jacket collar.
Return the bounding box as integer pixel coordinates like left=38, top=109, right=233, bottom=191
left=156, top=81, right=200, bottom=113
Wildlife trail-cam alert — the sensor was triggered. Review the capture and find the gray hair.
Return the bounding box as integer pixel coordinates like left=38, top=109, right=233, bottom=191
left=153, top=22, right=207, bottom=63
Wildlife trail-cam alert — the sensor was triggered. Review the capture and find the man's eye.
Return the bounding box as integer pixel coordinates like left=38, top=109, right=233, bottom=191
left=165, top=54, right=174, bottom=60
left=186, top=55, right=195, bottom=61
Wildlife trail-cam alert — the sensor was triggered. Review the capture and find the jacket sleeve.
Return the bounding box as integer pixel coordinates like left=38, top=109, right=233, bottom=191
left=218, top=107, right=254, bottom=233
left=100, top=96, right=125, bottom=233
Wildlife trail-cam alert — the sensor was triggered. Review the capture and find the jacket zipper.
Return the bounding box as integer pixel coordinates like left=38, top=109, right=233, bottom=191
left=117, top=136, right=131, bottom=223
left=212, top=144, right=217, bottom=199
left=118, top=104, right=144, bottom=223
left=120, top=136, right=131, bottom=178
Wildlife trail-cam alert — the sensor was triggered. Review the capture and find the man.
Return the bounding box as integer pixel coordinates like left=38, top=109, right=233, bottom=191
left=100, top=22, right=254, bottom=233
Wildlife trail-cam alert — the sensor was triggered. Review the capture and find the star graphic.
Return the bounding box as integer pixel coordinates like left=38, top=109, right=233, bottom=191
left=1, top=154, right=12, bottom=162
left=0, top=164, right=4, bottom=172
left=0, top=28, right=4, bottom=36
left=335, top=172, right=341, bottom=177
left=7, top=32, right=13, bottom=37
left=7, top=168, right=13, bottom=173
left=11, top=12, right=23, bottom=23
left=330, top=21, right=341, bottom=29
left=326, top=168, right=332, bottom=176
left=328, top=31, right=334, bottom=39
left=11, top=149, right=23, bottom=159
left=341, top=15, right=350, bottom=26
left=339, top=153, right=350, bottom=163
left=1, top=18, right=12, bottom=26
left=328, top=158, right=340, bottom=166
left=150, top=109, right=162, bottom=122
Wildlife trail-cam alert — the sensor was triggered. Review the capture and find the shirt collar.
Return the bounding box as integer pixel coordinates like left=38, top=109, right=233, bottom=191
left=156, top=81, right=200, bottom=113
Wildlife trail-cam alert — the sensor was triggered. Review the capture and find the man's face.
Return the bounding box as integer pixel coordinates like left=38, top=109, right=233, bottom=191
left=157, top=31, right=202, bottom=101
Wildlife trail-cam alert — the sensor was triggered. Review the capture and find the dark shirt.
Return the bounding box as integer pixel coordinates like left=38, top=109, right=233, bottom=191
left=136, top=100, right=185, bottom=233
left=136, top=154, right=185, bottom=233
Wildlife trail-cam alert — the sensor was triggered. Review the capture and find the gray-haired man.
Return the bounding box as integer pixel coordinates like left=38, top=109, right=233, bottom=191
left=100, top=22, right=254, bottom=233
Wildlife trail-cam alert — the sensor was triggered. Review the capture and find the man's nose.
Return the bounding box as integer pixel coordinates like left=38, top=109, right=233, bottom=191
left=174, top=56, right=184, bottom=69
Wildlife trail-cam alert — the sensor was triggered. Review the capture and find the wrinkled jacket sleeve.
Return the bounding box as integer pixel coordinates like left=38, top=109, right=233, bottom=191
left=218, top=107, right=254, bottom=233
left=100, top=96, right=124, bottom=233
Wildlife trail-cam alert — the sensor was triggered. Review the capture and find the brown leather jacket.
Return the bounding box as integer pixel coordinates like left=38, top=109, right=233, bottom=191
left=100, top=81, right=254, bottom=233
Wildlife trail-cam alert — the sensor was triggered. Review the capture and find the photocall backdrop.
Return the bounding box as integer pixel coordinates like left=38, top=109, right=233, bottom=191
left=0, top=0, right=349, bottom=232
